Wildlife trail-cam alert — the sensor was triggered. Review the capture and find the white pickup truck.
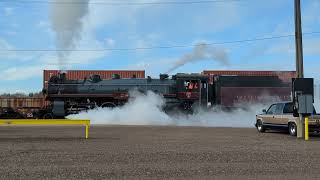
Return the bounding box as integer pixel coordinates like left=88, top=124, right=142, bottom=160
left=256, top=102, right=320, bottom=136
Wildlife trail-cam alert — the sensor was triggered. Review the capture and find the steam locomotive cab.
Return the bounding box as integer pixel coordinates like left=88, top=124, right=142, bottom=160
left=175, top=74, right=210, bottom=110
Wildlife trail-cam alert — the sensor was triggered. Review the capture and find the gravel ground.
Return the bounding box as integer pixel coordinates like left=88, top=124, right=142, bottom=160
left=0, top=125, right=320, bottom=180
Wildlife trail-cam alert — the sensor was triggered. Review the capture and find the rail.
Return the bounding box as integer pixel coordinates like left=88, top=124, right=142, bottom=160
left=0, top=119, right=90, bottom=139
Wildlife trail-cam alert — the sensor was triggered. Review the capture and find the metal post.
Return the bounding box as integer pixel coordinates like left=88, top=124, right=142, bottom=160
left=295, top=0, right=304, bottom=78
left=305, top=117, right=309, bottom=140
left=86, top=125, right=89, bottom=139
left=295, top=0, right=305, bottom=138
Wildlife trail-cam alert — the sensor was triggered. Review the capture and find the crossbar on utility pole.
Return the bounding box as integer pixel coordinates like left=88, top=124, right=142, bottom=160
left=295, top=0, right=304, bottom=139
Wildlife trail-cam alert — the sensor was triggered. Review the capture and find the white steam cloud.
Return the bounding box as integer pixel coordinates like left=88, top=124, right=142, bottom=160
left=68, top=91, right=269, bottom=127
left=50, top=0, right=90, bottom=69
left=166, top=43, right=229, bottom=74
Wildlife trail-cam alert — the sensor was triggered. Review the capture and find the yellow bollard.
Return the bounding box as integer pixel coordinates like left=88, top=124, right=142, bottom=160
left=85, top=125, right=89, bottom=139
left=305, top=117, right=309, bottom=141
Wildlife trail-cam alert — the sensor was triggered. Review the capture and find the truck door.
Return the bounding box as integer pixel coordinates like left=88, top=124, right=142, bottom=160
left=264, top=104, right=277, bottom=124
left=272, top=103, right=285, bottom=125
left=282, top=102, right=294, bottom=124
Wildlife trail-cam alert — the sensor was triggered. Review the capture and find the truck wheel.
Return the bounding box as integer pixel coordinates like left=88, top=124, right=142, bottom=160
left=256, top=120, right=265, bottom=133
left=43, top=113, right=53, bottom=119
left=289, top=123, right=297, bottom=136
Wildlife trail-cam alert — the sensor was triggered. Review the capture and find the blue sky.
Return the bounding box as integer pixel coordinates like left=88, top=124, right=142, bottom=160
left=0, top=0, right=319, bottom=93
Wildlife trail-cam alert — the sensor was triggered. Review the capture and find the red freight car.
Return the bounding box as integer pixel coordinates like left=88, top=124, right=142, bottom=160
left=43, top=70, right=145, bottom=89
left=219, top=87, right=291, bottom=107
left=202, top=70, right=296, bottom=84
left=211, top=75, right=294, bottom=107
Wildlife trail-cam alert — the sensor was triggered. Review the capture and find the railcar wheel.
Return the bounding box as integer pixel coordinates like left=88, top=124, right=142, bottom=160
left=256, top=120, right=265, bottom=133
left=288, top=123, right=297, bottom=136
left=43, top=113, right=54, bottom=119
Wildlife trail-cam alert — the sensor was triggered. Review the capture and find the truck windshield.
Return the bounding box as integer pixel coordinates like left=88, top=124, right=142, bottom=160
left=268, top=103, right=284, bottom=114
left=267, top=104, right=277, bottom=114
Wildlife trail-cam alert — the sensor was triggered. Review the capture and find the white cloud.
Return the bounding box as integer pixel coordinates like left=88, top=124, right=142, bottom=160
left=192, top=3, right=241, bottom=32
left=37, top=21, right=50, bottom=28
left=127, top=57, right=175, bottom=77
left=4, top=7, right=13, bottom=16
left=0, top=38, right=36, bottom=61
left=84, top=0, right=242, bottom=48
left=105, top=38, right=115, bottom=47
left=0, top=3, right=111, bottom=81
left=303, top=1, right=320, bottom=26
left=128, top=57, right=174, bottom=70
left=5, top=31, right=17, bottom=36
left=264, top=38, right=320, bottom=56
left=0, top=0, right=285, bottom=83
left=304, top=39, right=320, bottom=55
left=265, top=41, right=294, bottom=55
left=0, top=45, right=107, bottom=81
left=10, top=23, right=19, bottom=28
left=0, top=65, right=47, bottom=81
left=0, top=88, right=31, bottom=94
left=133, top=33, right=161, bottom=47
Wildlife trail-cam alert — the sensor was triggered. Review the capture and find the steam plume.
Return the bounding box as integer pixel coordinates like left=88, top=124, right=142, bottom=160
left=50, top=0, right=90, bottom=69
left=166, top=43, right=229, bottom=74
left=68, top=91, right=271, bottom=127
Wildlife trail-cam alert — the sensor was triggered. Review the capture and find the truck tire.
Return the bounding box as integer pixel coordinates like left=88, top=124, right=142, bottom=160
left=256, top=120, right=265, bottom=133
left=288, top=123, right=297, bottom=136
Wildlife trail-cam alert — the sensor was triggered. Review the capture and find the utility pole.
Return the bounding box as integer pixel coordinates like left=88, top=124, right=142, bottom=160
left=294, top=0, right=304, bottom=138
left=295, top=0, right=304, bottom=78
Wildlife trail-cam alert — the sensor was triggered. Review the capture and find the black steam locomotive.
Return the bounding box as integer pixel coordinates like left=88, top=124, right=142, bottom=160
left=42, top=72, right=292, bottom=118
left=43, top=73, right=211, bottom=118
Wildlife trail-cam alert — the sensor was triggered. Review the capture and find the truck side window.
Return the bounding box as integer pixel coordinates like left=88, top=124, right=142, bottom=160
left=267, top=104, right=277, bottom=114
left=275, top=103, right=284, bottom=114
left=283, top=103, right=293, bottom=114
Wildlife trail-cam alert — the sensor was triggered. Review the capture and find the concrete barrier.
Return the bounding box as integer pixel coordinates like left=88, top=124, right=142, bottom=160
left=0, top=119, right=90, bottom=139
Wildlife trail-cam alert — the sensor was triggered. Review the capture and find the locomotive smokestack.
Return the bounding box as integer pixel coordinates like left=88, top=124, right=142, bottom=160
left=59, top=70, right=67, bottom=74
left=50, top=0, right=90, bottom=69
left=58, top=70, right=67, bottom=81
left=166, top=43, right=229, bottom=74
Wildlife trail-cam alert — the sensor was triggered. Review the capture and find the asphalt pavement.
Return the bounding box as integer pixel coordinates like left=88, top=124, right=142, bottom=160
left=0, top=125, right=319, bottom=180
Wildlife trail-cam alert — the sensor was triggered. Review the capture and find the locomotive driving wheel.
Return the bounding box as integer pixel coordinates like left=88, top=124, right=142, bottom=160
left=101, top=102, right=116, bottom=108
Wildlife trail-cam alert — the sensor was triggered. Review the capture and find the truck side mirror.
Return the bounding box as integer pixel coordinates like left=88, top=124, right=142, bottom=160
left=262, top=109, right=267, bottom=114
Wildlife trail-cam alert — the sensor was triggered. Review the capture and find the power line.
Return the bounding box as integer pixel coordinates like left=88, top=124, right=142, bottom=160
left=1, top=31, right=319, bottom=52
left=0, top=0, right=244, bottom=6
